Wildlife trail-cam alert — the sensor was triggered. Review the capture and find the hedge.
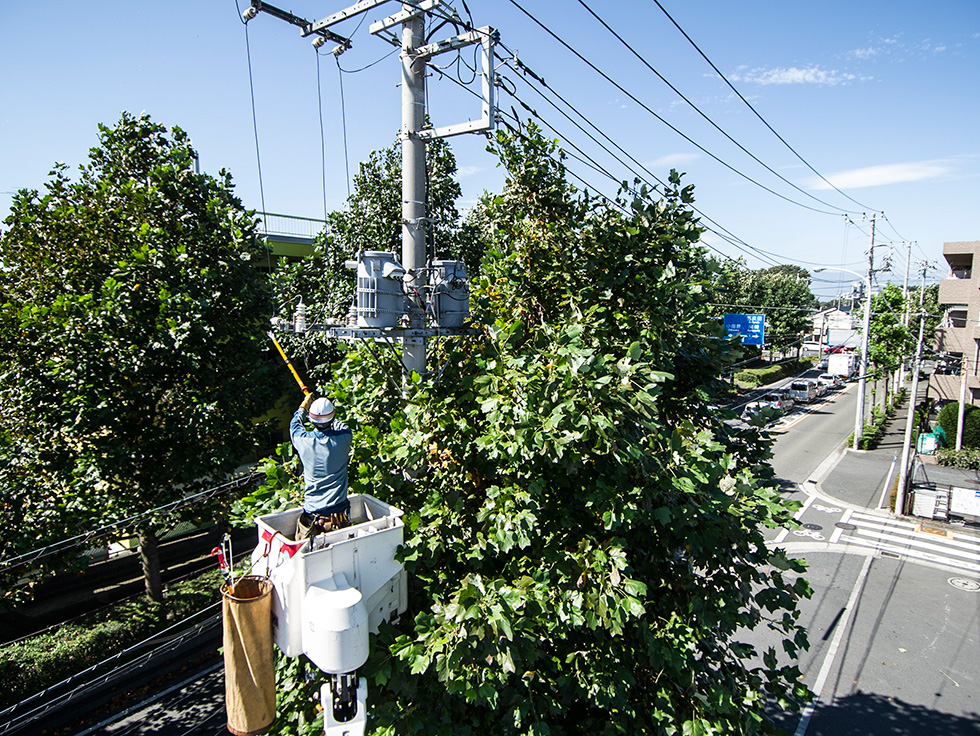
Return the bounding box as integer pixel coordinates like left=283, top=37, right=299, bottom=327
left=735, top=359, right=814, bottom=389
left=937, top=401, right=980, bottom=449
left=935, top=448, right=980, bottom=469
left=847, top=388, right=906, bottom=450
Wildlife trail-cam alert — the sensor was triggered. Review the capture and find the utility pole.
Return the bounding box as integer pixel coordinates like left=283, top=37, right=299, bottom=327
left=897, top=242, right=912, bottom=387
left=896, top=313, right=925, bottom=515
left=956, top=352, right=969, bottom=450
left=246, top=1, right=497, bottom=383
left=854, top=214, right=875, bottom=449
left=401, top=7, right=427, bottom=376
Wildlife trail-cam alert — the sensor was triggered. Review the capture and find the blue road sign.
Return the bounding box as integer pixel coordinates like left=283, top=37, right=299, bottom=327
left=724, top=313, right=765, bottom=346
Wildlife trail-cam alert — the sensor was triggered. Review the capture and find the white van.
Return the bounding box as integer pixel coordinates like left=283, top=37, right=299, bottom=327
left=788, top=380, right=817, bottom=404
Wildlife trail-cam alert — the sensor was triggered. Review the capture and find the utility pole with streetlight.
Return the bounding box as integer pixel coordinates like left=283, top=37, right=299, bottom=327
left=815, top=264, right=873, bottom=450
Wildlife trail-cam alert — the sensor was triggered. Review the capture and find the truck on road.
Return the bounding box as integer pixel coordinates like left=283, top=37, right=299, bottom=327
left=827, top=353, right=858, bottom=380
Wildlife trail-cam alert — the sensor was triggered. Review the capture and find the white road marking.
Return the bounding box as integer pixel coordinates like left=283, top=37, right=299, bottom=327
left=848, top=520, right=980, bottom=554
left=843, top=536, right=980, bottom=573
left=849, top=511, right=917, bottom=529
left=853, top=529, right=980, bottom=562
left=793, top=554, right=873, bottom=736
left=773, top=493, right=817, bottom=545
left=829, top=508, right=853, bottom=544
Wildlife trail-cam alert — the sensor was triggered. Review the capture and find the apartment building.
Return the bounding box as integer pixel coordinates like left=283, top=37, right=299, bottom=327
left=935, top=240, right=980, bottom=402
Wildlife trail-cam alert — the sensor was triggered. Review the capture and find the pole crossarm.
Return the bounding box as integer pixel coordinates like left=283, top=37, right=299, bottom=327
left=370, top=0, right=441, bottom=34
left=248, top=0, right=350, bottom=44
left=307, top=0, right=394, bottom=34
left=274, top=325, right=480, bottom=340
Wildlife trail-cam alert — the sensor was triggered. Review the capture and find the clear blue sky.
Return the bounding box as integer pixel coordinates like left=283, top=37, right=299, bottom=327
left=2, top=1, right=977, bottom=299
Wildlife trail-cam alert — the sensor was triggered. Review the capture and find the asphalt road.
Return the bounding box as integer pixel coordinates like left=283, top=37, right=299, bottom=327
left=760, top=384, right=980, bottom=735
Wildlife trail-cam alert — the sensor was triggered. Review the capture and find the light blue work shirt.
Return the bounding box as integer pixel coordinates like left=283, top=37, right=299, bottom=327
left=290, top=409, right=353, bottom=515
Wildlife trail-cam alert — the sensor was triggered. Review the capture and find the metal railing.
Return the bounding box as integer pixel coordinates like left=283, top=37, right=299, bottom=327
left=255, top=212, right=327, bottom=241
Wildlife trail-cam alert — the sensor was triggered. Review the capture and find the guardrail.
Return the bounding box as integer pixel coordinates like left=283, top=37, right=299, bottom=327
left=255, top=212, right=327, bottom=241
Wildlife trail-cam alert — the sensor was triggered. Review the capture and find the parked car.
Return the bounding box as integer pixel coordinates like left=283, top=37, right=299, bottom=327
left=817, top=373, right=842, bottom=390
left=803, top=377, right=827, bottom=397
left=740, top=401, right=779, bottom=425
left=788, top=380, right=817, bottom=404
left=762, top=390, right=795, bottom=412
left=817, top=358, right=829, bottom=370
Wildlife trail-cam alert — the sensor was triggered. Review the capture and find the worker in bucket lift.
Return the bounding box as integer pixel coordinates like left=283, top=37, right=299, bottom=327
left=291, top=393, right=353, bottom=540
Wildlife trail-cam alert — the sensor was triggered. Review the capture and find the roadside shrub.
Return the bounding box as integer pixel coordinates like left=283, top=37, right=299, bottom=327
left=935, top=448, right=980, bottom=469
left=937, top=402, right=980, bottom=448
left=848, top=388, right=906, bottom=450
left=914, top=398, right=932, bottom=432
left=735, top=360, right=811, bottom=390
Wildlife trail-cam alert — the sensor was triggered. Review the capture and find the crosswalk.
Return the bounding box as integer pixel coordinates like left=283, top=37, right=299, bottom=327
left=835, top=510, right=980, bottom=574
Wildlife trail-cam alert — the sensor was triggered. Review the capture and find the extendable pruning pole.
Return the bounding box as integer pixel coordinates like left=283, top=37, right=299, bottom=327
left=268, top=331, right=310, bottom=395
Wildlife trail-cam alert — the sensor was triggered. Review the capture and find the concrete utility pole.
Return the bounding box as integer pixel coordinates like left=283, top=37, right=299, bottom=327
left=897, top=242, right=912, bottom=387
left=956, top=353, right=969, bottom=450
left=401, top=7, right=427, bottom=376
left=815, top=260, right=873, bottom=451
left=896, top=313, right=925, bottom=515
left=855, top=215, right=876, bottom=449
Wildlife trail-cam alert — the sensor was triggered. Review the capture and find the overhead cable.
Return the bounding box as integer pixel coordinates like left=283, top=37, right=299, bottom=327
left=505, top=0, right=846, bottom=216
left=0, top=472, right=261, bottom=574
left=576, top=0, right=863, bottom=216
left=647, top=0, right=880, bottom=214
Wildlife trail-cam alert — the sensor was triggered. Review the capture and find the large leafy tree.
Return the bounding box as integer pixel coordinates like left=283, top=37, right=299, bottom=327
left=719, top=263, right=817, bottom=354
left=241, top=126, right=810, bottom=734
left=868, top=283, right=914, bottom=406
left=0, top=112, right=279, bottom=602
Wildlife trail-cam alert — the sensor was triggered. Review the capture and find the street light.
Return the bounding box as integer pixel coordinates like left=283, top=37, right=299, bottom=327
left=814, top=266, right=872, bottom=451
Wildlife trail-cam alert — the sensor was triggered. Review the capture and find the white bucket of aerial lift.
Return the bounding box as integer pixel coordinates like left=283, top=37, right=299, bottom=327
left=250, top=493, right=407, bottom=668
left=303, top=572, right=369, bottom=674
left=429, top=260, right=469, bottom=328
left=352, top=251, right=406, bottom=328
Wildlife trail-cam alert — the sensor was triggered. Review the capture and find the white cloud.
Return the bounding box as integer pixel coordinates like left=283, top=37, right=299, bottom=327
left=808, top=161, right=955, bottom=190
left=851, top=47, right=879, bottom=59
left=456, top=165, right=482, bottom=178
left=646, top=153, right=699, bottom=168
left=729, top=65, right=862, bottom=86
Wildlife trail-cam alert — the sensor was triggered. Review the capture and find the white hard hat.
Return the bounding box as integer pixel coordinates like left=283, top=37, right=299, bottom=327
left=309, top=397, right=336, bottom=425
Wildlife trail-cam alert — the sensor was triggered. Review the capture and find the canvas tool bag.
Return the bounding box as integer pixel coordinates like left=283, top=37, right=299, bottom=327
left=222, top=575, right=276, bottom=736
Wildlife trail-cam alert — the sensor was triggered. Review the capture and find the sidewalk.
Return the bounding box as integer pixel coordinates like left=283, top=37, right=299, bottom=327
left=816, top=381, right=980, bottom=514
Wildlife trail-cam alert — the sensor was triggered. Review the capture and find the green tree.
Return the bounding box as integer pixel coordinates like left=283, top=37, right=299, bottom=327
left=718, top=264, right=817, bottom=355
left=0, top=112, right=279, bottom=602
left=937, top=401, right=980, bottom=449
left=240, top=126, right=810, bottom=734
left=867, top=283, right=913, bottom=408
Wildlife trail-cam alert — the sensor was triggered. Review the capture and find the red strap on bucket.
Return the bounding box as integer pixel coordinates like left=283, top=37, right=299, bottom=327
left=260, top=529, right=304, bottom=559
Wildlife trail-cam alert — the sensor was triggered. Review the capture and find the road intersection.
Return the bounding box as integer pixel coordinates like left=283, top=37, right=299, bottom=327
left=759, top=381, right=980, bottom=734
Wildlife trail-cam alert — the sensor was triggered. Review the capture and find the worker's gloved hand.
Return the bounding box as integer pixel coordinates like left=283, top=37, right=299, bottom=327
left=300, top=393, right=315, bottom=412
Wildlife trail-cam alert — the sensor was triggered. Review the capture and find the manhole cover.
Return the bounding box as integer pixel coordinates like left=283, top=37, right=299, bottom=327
left=802, top=523, right=823, bottom=531
left=948, top=577, right=980, bottom=592
left=835, top=522, right=857, bottom=530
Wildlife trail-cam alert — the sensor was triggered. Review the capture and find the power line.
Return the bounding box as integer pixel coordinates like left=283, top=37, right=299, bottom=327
left=498, top=63, right=787, bottom=268
left=647, top=0, right=880, bottom=215
left=0, top=472, right=261, bottom=575
left=576, top=0, right=863, bottom=216
left=505, top=0, right=846, bottom=217
left=429, top=7, right=832, bottom=270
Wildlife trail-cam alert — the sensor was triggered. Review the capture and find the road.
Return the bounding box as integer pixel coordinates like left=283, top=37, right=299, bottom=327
left=757, top=384, right=980, bottom=735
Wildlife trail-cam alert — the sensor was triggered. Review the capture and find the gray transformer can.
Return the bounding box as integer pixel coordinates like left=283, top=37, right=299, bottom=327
left=355, top=251, right=406, bottom=328
left=429, top=260, right=469, bottom=328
